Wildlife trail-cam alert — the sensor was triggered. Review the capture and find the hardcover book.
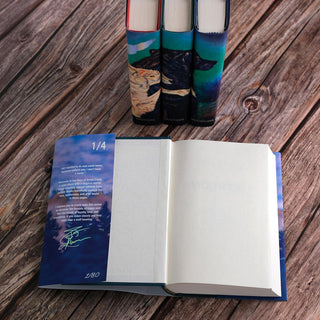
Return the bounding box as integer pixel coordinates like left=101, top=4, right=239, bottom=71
left=39, top=134, right=286, bottom=300
left=191, top=0, right=230, bottom=126
left=126, top=0, right=162, bottom=124
left=161, top=0, right=193, bottom=125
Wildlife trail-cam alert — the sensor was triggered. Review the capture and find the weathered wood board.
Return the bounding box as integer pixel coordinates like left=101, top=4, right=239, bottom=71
left=1, top=0, right=320, bottom=319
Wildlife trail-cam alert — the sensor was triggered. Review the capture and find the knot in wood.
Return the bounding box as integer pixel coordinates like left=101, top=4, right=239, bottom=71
left=19, top=31, right=31, bottom=42
left=44, top=166, right=52, bottom=173
left=243, top=97, right=259, bottom=113
left=69, top=63, right=83, bottom=74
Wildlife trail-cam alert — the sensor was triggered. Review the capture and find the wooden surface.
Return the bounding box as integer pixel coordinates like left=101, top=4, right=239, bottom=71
left=0, top=0, right=320, bottom=319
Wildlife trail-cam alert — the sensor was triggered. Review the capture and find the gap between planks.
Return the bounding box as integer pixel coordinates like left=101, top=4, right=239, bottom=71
left=0, top=33, right=126, bottom=170
left=0, top=0, right=44, bottom=41
left=1, top=0, right=318, bottom=318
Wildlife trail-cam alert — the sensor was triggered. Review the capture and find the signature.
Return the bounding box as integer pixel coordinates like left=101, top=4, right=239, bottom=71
left=59, top=226, right=91, bottom=252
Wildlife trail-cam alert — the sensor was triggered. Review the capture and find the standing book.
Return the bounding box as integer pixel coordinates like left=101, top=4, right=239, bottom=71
left=191, top=0, right=230, bottom=126
left=126, top=0, right=162, bottom=124
left=161, top=0, right=193, bottom=124
left=39, top=134, right=286, bottom=300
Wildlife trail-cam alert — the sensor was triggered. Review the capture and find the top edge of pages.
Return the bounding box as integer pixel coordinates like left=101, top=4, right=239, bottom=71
left=126, top=0, right=230, bottom=126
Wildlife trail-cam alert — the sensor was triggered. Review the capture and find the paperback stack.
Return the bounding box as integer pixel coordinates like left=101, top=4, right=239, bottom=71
left=126, top=0, right=230, bottom=126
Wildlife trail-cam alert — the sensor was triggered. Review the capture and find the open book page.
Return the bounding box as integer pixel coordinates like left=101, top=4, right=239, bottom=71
left=166, top=140, right=281, bottom=296
left=106, top=139, right=171, bottom=283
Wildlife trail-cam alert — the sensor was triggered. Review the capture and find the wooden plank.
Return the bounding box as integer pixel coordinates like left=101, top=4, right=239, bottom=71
left=167, top=0, right=320, bottom=147
left=1, top=0, right=319, bottom=319
left=0, top=35, right=128, bottom=241
left=0, top=0, right=84, bottom=94
left=228, top=105, right=320, bottom=320
left=0, top=0, right=274, bottom=168
left=0, top=35, right=166, bottom=317
left=226, top=0, right=276, bottom=56
left=0, top=0, right=126, bottom=166
left=147, top=104, right=320, bottom=319
left=0, top=37, right=126, bottom=313
left=0, top=0, right=44, bottom=39
left=141, top=8, right=320, bottom=320
left=70, top=293, right=164, bottom=320
left=150, top=298, right=239, bottom=320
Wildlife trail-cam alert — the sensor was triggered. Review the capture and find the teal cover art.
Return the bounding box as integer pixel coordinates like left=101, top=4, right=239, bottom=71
left=161, top=29, right=193, bottom=124
left=191, top=0, right=229, bottom=126
left=127, top=30, right=161, bottom=124
left=39, top=134, right=115, bottom=286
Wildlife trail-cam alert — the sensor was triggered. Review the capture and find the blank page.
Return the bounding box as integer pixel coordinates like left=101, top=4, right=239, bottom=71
left=198, top=0, right=226, bottom=33
left=163, top=0, right=193, bottom=32
left=128, top=0, right=159, bottom=31
left=107, top=139, right=171, bottom=283
left=166, top=140, right=281, bottom=296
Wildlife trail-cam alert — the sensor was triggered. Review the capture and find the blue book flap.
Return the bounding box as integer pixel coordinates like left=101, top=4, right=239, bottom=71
left=39, top=134, right=116, bottom=286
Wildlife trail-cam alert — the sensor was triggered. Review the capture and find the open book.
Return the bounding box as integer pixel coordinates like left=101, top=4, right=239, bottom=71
left=39, top=134, right=286, bottom=300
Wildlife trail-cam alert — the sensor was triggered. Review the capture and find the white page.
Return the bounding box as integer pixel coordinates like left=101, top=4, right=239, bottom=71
left=128, top=0, right=159, bottom=31
left=106, top=139, right=171, bottom=283
left=163, top=0, right=193, bottom=32
left=198, top=0, right=226, bottom=33
left=167, top=140, right=281, bottom=296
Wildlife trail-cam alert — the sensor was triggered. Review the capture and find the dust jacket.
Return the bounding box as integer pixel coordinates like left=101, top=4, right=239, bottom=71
left=161, top=0, right=193, bottom=124
left=191, top=0, right=230, bottom=126
left=126, top=0, right=162, bottom=124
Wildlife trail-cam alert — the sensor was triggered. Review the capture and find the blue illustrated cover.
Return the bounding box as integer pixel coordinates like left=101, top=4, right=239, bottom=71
left=39, top=134, right=115, bottom=286
left=191, top=0, right=230, bottom=126
left=161, top=29, right=193, bottom=124
left=127, top=30, right=161, bottom=124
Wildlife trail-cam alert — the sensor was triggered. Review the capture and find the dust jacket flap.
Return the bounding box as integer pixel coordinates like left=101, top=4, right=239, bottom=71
left=39, top=134, right=116, bottom=286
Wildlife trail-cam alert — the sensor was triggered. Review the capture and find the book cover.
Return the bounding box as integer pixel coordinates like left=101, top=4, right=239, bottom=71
left=126, top=0, right=162, bottom=124
left=161, top=0, right=193, bottom=125
left=161, top=30, right=193, bottom=124
left=191, top=0, right=230, bottom=126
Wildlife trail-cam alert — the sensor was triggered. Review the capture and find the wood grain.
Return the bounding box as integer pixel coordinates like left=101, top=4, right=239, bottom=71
left=229, top=102, right=320, bottom=320
left=1, top=0, right=320, bottom=318
left=0, top=0, right=84, bottom=94
left=0, top=0, right=126, bottom=166
left=226, top=0, right=276, bottom=56
left=0, top=0, right=44, bottom=39
left=0, top=39, right=167, bottom=317
left=0, top=0, right=278, bottom=167
left=0, top=38, right=125, bottom=314
left=168, top=0, right=320, bottom=145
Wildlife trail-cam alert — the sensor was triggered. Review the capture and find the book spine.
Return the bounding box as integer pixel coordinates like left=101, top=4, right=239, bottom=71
left=126, top=30, right=161, bottom=124
left=191, top=0, right=229, bottom=126
left=161, top=29, right=193, bottom=125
